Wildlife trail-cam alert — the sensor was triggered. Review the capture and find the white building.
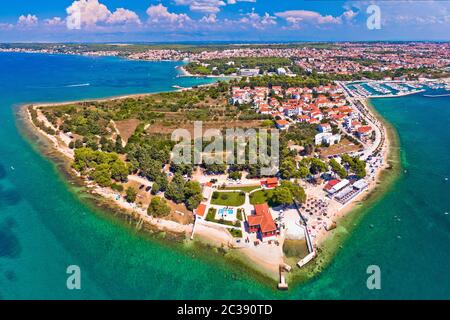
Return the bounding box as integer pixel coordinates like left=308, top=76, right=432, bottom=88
left=277, top=67, right=287, bottom=75
left=317, top=123, right=332, bottom=133
left=239, top=68, right=260, bottom=76
left=327, top=179, right=350, bottom=194
left=315, top=133, right=341, bottom=145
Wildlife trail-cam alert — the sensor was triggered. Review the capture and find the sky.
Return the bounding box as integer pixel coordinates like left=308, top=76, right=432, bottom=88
left=0, top=0, right=449, bottom=42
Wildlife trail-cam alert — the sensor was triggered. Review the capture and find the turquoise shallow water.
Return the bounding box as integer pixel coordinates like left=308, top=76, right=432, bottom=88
left=0, top=52, right=449, bottom=299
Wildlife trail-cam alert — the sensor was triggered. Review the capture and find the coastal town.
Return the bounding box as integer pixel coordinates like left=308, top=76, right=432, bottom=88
left=1, top=42, right=449, bottom=79
left=21, top=42, right=449, bottom=289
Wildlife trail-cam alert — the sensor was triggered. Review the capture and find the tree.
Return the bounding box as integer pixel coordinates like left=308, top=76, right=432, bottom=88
left=203, top=163, right=227, bottom=174
left=280, top=159, right=297, bottom=179
left=155, top=174, right=168, bottom=192
left=99, top=136, right=108, bottom=147
left=354, top=161, right=367, bottom=178
left=270, top=187, right=293, bottom=206
left=341, top=154, right=366, bottom=178
left=125, top=186, right=137, bottom=203
left=151, top=182, right=161, bottom=195
left=165, top=173, right=186, bottom=203
left=91, top=163, right=112, bottom=187
left=141, top=159, right=163, bottom=181
left=74, top=139, right=83, bottom=148
left=115, top=135, right=124, bottom=154
left=280, top=180, right=306, bottom=204
left=110, top=161, right=129, bottom=182
left=171, top=163, right=193, bottom=176
left=85, top=138, right=98, bottom=150
left=309, top=158, right=328, bottom=175
left=186, top=193, right=202, bottom=211
left=297, top=166, right=310, bottom=179
left=228, top=171, right=242, bottom=180
left=183, top=180, right=203, bottom=210
left=329, top=158, right=347, bottom=178
left=147, top=197, right=171, bottom=217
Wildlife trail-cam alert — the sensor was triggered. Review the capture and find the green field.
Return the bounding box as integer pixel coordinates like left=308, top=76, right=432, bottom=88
left=211, top=191, right=245, bottom=206
left=249, top=189, right=273, bottom=205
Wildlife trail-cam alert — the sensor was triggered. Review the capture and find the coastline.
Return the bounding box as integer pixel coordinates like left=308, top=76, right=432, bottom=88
left=286, top=97, right=402, bottom=286
left=17, top=101, right=282, bottom=285
left=16, top=84, right=401, bottom=288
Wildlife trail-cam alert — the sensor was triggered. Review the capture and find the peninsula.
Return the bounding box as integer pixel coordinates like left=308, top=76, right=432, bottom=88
left=20, top=42, right=449, bottom=288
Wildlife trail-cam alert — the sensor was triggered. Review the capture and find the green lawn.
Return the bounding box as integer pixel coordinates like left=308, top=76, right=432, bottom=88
left=211, top=191, right=245, bottom=206
left=220, top=185, right=261, bottom=193
left=206, top=208, right=217, bottom=222
left=206, top=207, right=241, bottom=227
left=229, top=228, right=243, bottom=238
left=249, top=189, right=273, bottom=205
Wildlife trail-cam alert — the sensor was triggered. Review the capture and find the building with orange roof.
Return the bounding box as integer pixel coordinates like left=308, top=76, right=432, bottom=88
left=195, top=203, right=207, bottom=220
left=247, top=203, right=277, bottom=240
left=275, top=119, right=290, bottom=130
left=261, top=177, right=278, bottom=189
left=357, top=125, right=373, bottom=137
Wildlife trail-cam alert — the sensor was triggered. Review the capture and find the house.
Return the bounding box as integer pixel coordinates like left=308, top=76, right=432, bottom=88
left=272, top=86, right=283, bottom=95
left=239, top=68, right=260, bottom=76
left=258, top=106, right=271, bottom=114
left=297, top=115, right=311, bottom=123
left=247, top=203, right=277, bottom=240
left=310, top=111, right=324, bottom=121
left=316, top=96, right=333, bottom=108
left=315, top=132, right=341, bottom=145
left=317, top=123, right=332, bottom=133
left=277, top=67, right=287, bottom=75
left=275, top=119, right=290, bottom=130
left=194, top=203, right=207, bottom=220
left=357, top=125, right=373, bottom=137
left=284, top=105, right=300, bottom=117
left=324, top=179, right=350, bottom=195
left=261, top=177, right=278, bottom=189
left=202, top=184, right=213, bottom=200
left=324, top=179, right=340, bottom=193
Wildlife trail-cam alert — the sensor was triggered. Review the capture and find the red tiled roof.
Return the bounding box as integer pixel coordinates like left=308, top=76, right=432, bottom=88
left=195, top=203, right=207, bottom=218
left=266, top=177, right=278, bottom=185
left=248, top=203, right=277, bottom=234
left=276, top=119, right=289, bottom=125
left=324, top=179, right=340, bottom=190
left=358, top=126, right=372, bottom=133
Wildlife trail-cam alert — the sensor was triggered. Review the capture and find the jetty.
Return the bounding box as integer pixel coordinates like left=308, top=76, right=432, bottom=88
left=423, top=93, right=450, bottom=98
left=277, top=263, right=291, bottom=290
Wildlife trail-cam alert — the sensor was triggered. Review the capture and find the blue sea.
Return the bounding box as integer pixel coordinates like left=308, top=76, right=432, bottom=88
left=0, top=52, right=449, bottom=299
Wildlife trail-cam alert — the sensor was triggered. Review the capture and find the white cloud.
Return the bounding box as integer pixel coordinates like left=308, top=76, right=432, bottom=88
left=146, top=4, right=191, bottom=25
left=240, top=11, right=277, bottom=29
left=0, top=23, right=14, bottom=30
left=200, top=14, right=217, bottom=24
left=342, top=10, right=357, bottom=21
left=107, top=8, right=141, bottom=25
left=275, top=10, right=342, bottom=29
left=17, top=14, right=39, bottom=27
left=344, top=0, right=450, bottom=26
left=66, top=0, right=141, bottom=29
left=228, top=0, right=256, bottom=4
left=66, top=0, right=110, bottom=28
left=44, top=17, right=65, bottom=26
left=174, top=0, right=226, bottom=14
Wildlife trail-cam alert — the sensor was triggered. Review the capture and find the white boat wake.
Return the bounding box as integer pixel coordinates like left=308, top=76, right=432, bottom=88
left=65, top=83, right=90, bottom=88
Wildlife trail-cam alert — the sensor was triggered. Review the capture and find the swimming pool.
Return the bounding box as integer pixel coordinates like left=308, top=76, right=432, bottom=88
left=218, top=208, right=233, bottom=216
